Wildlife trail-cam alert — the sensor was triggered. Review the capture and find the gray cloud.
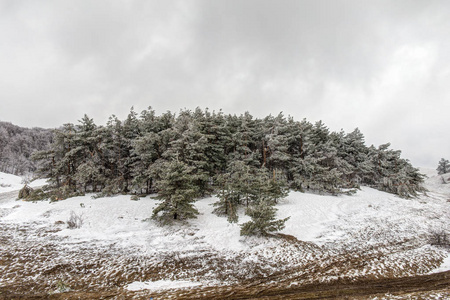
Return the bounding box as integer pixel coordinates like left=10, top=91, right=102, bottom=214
left=0, top=0, right=449, bottom=167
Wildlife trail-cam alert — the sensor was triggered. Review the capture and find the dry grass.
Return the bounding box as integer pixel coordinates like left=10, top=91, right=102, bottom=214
left=0, top=221, right=448, bottom=299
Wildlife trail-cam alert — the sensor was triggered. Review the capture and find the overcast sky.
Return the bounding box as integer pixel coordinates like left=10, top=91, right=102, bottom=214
left=0, top=0, right=449, bottom=167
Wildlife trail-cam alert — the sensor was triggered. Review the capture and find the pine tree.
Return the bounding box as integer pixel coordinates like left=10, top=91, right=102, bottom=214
left=213, top=160, right=253, bottom=222
left=291, top=121, right=349, bottom=195
left=240, top=200, right=290, bottom=236
left=51, top=123, right=80, bottom=192
left=266, top=169, right=289, bottom=203
left=263, top=113, right=292, bottom=171
left=31, top=107, right=426, bottom=201
left=214, top=160, right=289, bottom=233
left=98, top=110, right=140, bottom=194
left=285, top=118, right=309, bottom=185
left=197, top=109, right=230, bottom=177
left=31, top=149, right=55, bottom=183
left=152, top=160, right=200, bottom=224
left=74, top=115, right=104, bottom=192
left=120, top=108, right=141, bottom=192
left=131, top=132, right=161, bottom=193
left=74, top=160, right=102, bottom=192
left=367, top=143, right=425, bottom=197
left=163, top=110, right=211, bottom=195
left=227, top=112, right=262, bottom=167
left=214, top=177, right=241, bottom=223
left=437, top=158, right=450, bottom=175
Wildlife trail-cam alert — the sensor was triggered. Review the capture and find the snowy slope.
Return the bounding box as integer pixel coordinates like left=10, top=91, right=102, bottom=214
left=0, top=172, right=25, bottom=193
left=2, top=185, right=444, bottom=254
left=0, top=171, right=47, bottom=193
left=0, top=170, right=449, bottom=294
left=420, top=167, right=450, bottom=197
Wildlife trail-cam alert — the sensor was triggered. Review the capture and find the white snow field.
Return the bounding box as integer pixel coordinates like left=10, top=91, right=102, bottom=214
left=0, top=170, right=449, bottom=296
left=0, top=172, right=46, bottom=193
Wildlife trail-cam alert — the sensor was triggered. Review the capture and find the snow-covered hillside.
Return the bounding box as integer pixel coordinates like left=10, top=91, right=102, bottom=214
left=0, top=172, right=46, bottom=193
left=421, top=167, right=450, bottom=197
left=0, top=170, right=449, bottom=297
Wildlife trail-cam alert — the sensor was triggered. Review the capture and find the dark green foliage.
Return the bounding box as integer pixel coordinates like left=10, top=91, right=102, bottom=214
left=18, top=184, right=83, bottom=202
left=289, top=122, right=356, bottom=195
left=213, top=161, right=288, bottom=218
left=151, top=160, right=200, bottom=224
left=240, top=201, right=290, bottom=236
left=365, top=144, right=427, bottom=198
left=213, top=160, right=253, bottom=223
left=238, top=167, right=290, bottom=236
left=163, top=112, right=211, bottom=196
left=214, top=186, right=240, bottom=223
left=214, top=159, right=289, bottom=235
left=266, top=170, right=289, bottom=203
left=437, top=158, right=450, bottom=175
left=20, top=187, right=48, bottom=201
left=31, top=107, right=425, bottom=203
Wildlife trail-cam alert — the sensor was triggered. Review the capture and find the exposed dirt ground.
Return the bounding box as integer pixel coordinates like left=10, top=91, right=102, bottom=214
left=1, top=269, right=449, bottom=299
left=1, top=180, right=449, bottom=299
left=0, top=221, right=449, bottom=299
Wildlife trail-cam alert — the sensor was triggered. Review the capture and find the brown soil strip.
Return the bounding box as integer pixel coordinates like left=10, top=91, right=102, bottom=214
left=1, top=270, right=447, bottom=299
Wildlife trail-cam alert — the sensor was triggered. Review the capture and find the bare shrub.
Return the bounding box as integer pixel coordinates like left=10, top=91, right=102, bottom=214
left=130, top=195, right=140, bottom=201
left=18, top=185, right=34, bottom=199
left=67, top=211, right=84, bottom=229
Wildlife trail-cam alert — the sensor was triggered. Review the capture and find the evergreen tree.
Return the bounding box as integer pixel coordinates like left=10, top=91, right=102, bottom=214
left=163, top=110, right=211, bottom=195
left=73, top=115, right=104, bottom=192
left=291, top=121, right=350, bottom=195
left=51, top=123, right=80, bottom=191
left=74, top=160, right=102, bottom=192
left=263, top=113, right=292, bottom=172
left=214, top=177, right=241, bottom=223
left=339, top=128, right=372, bottom=185
left=131, top=132, right=161, bottom=193
left=437, top=158, right=450, bottom=175
left=120, top=108, right=141, bottom=192
left=367, top=143, right=425, bottom=197
left=266, top=169, right=289, bottom=203
left=285, top=118, right=308, bottom=184
left=31, top=107, right=426, bottom=201
left=227, top=112, right=262, bottom=167
left=97, top=110, right=140, bottom=194
left=214, top=162, right=288, bottom=228
left=152, top=159, right=200, bottom=224
left=213, top=160, right=254, bottom=222
left=197, top=109, right=230, bottom=177
left=240, top=200, right=290, bottom=236
left=31, top=149, right=55, bottom=183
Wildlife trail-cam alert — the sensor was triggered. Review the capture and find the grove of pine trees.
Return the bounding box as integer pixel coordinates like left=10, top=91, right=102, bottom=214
left=29, top=107, right=426, bottom=235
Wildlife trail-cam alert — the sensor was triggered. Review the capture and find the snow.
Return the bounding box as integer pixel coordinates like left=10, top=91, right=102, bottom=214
left=420, top=167, right=450, bottom=196
left=190, top=198, right=249, bottom=252
left=0, top=172, right=24, bottom=192
left=0, top=171, right=47, bottom=193
left=126, top=279, right=202, bottom=292
left=430, top=254, right=450, bottom=274
left=0, top=168, right=449, bottom=293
